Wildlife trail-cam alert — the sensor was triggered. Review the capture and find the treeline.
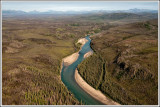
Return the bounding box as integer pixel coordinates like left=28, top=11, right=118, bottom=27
left=78, top=54, right=140, bottom=105
left=77, top=54, right=104, bottom=89
left=77, top=19, right=158, bottom=105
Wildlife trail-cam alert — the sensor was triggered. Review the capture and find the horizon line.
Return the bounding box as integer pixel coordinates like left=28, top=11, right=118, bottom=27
left=2, top=8, right=158, bottom=12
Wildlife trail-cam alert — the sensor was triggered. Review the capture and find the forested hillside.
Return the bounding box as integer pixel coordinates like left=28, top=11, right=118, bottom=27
left=78, top=19, right=158, bottom=105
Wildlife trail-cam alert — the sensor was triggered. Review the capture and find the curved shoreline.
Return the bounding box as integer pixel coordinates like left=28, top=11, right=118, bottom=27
left=84, top=51, right=93, bottom=58
left=60, top=38, right=88, bottom=75
left=60, top=37, right=120, bottom=105
left=75, top=69, right=120, bottom=105
left=61, top=38, right=88, bottom=67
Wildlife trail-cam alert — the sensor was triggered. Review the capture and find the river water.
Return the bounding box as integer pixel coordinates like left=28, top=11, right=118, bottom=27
left=61, top=35, right=103, bottom=105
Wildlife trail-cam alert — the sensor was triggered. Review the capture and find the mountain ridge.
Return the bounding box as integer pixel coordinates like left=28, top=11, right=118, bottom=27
left=2, top=8, right=158, bottom=15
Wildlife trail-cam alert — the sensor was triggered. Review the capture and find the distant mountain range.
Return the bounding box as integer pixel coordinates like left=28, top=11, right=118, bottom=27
left=2, top=8, right=158, bottom=15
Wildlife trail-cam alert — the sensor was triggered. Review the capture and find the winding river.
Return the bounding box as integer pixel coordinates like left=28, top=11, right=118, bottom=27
left=61, top=35, right=103, bottom=105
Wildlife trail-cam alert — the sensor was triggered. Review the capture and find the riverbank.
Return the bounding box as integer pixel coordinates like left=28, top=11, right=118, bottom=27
left=61, top=37, right=120, bottom=105
left=75, top=49, right=120, bottom=105
left=63, top=52, right=79, bottom=66
left=84, top=51, right=93, bottom=58
left=75, top=69, right=120, bottom=105
left=62, top=38, right=88, bottom=67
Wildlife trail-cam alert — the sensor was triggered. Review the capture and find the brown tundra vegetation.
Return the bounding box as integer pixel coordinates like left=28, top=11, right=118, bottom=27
left=2, top=12, right=158, bottom=105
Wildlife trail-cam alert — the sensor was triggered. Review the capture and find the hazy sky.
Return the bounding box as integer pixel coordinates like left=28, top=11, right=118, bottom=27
left=2, top=1, right=158, bottom=12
